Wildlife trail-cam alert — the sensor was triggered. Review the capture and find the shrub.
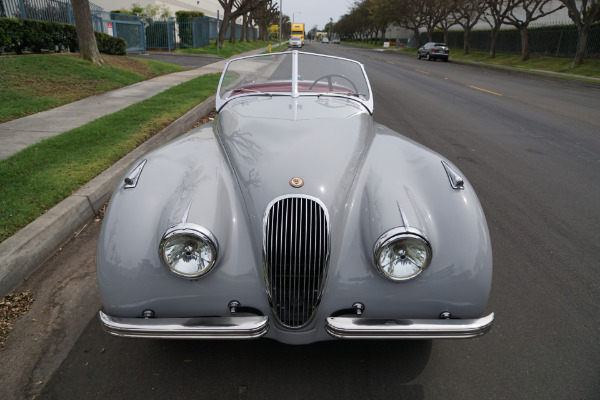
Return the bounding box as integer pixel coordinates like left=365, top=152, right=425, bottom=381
left=0, top=19, right=25, bottom=54
left=94, top=31, right=126, bottom=55
left=0, top=17, right=126, bottom=55
left=175, top=11, right=204, bottom=48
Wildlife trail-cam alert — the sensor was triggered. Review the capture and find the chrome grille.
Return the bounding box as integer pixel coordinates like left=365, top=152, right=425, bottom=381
left=264, top=196, right=330, bottom=328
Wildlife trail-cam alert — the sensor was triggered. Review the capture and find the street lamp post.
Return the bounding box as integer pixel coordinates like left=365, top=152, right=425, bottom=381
left=293, top=11, right=301, bottom=23
left=278, top=0, right=282, bottom=49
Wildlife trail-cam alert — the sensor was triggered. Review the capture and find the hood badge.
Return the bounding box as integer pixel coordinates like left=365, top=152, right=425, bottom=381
left=290, top=177, right=304, bottom=188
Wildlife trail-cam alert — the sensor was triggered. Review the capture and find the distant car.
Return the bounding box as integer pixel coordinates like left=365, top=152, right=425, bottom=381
left=331, top=37, right=340, bottom=44
left=321, top=37, right=329, bottom=44
left=418, top=42, right=450, bottom=61
left=289, top=36, right=302, bottom=48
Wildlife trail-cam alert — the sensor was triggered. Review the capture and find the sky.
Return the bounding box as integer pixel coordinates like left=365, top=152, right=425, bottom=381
left=278, top=0, right=355, bottom=31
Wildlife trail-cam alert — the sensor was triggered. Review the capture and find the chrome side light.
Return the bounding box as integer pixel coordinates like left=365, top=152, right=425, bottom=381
left=441, top=160, right=464, bottom=190
left=373, top=228, right=432, bottom=281
left=159, top=224, right=219, bottom=279
left=124, top=159, right=147, bottom=189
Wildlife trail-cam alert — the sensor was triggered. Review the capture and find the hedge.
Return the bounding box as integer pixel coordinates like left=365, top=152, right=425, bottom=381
left=175, top=11, right=204, bottom=48
left=0, top=17, right=126, bottom=56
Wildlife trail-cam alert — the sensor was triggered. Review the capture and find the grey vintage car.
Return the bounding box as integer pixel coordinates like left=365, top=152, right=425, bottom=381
left=97, top=51, right=493, bottom=344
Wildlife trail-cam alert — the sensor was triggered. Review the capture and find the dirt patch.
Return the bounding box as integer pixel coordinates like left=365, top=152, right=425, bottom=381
left=0, top=291, right=34, bottom=350
left=101, top=54, right=158, bottom=79
left=188, top=109, right=217, bottom=131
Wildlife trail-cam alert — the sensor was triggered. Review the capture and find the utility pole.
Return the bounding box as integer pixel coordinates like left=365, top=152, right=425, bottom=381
left=278, top=0, right=282, bottom=49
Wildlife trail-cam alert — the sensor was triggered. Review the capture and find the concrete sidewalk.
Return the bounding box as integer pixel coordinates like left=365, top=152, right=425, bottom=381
left=0, top=47, right=270, bottom=297
left=0, top=53, right=233, bottom=160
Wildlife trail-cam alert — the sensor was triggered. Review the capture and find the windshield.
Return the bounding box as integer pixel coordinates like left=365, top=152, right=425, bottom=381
left=216, top=51, right=373, bottom=113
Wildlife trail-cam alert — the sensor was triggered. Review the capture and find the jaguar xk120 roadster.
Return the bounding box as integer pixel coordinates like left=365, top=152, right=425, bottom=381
left=97, top=51, right=493, bottom=344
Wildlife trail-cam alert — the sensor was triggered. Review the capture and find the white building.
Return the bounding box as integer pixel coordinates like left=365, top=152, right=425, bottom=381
left=93, top=0, right=227, bottom=20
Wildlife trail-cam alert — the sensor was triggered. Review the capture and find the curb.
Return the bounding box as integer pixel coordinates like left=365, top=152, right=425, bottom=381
left=449, top=58, right=600, bottom=88
left=0, top=94, right=216, bottom=298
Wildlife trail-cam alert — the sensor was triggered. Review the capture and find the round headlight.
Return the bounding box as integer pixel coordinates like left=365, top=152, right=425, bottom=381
left=374, top=230, right=432, bottom=281
left=159, top=224, right=219, bottom=278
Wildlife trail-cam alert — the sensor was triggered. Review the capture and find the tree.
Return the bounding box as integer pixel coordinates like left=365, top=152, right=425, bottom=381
left=391, top=0, right=427, bottom=48
left=72, top=0, right=103, bottom=65
left=368, top=0, right=396, bottom=43
left=482, top=0, right=519, bottom=58
left=218, top=0, right=268, bottom=44
left=436, top=0, right=459, bottom=44
left=251, top=0, right=278, bottom=41
left=140, top=4, right=172, bottom=20
left=452, top=0, right=487, bottom=55
left=422, top=0, right=447, bottom=41
left=130, top=2, right=144, bottom=15
left=352, top=0, right=375, bottom=43
left=503, top=0, right=564, bottom=61
left=268, top=24, right=279, bottom=39
left=242, top=12, right=254, bottom=41
left=560, top=0, right=600, bottom=66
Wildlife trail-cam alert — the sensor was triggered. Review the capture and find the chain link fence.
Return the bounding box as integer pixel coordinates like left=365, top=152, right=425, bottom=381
left=145, top=16, right=256, bottom=51
left=2, top=0, right=103, bottom=30
left=3, top=1, right=259, bottom=53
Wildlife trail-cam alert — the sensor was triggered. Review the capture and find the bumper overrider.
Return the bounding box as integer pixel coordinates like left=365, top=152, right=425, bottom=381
left=99, top=311, right=494, bottom=340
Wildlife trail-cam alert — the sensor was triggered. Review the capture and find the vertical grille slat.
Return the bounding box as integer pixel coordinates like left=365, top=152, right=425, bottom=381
left=264, top=196, right=330, bottom=329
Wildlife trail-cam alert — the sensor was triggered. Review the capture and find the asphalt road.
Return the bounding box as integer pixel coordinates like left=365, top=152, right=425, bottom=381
left=7, top=44, right=599, bottom=399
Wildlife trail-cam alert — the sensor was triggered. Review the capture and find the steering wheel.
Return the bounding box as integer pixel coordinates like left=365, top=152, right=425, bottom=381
left=308, top=74, right=359, bottom=94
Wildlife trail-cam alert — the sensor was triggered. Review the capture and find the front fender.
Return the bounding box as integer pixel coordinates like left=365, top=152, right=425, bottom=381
left=97, top=122, right=270, bottom=318
left=319, top=123, right=493, bottom=319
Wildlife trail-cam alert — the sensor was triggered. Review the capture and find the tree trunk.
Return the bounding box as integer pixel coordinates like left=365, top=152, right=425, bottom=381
left=72, top=0, right=103, bottom=65
left=241, top=14, right=248, bottom=42
left=519, top=25, right=529, bottom=61
left=571, top=25, right=590, bottom=67
left=443, top=29, right=449, bottom=45
left=412, top=27, right=420, bottom=48
left=489, top=26, right=501, bottom=58
left=463, top=29, right=470, bottom=55
left=229, top=20, right=237, bottom=43
left=218, top=8, right=231, bottom=45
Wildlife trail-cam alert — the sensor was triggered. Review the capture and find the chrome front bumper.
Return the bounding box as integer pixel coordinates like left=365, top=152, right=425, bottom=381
left=99, top=311, right=493, bottom=340
left=326, top=313, right=494, bottom=339
left=99, top=311, right=269, bottom=339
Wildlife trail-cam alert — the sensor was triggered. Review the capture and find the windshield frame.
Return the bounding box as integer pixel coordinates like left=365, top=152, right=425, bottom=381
left=216, top=50, right=374, bottom=114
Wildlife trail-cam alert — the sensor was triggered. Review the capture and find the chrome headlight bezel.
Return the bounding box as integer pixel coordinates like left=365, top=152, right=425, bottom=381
left=159, top=223, right=219, bottom=279
left=373, top=227, right=432, bottom=281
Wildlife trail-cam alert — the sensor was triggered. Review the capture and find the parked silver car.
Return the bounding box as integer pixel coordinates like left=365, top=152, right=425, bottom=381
left=97, top=51, right=493, bottom=344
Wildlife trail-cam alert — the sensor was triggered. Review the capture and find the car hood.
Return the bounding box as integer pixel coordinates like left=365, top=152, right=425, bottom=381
left=217, top=96, right=373, bottom=225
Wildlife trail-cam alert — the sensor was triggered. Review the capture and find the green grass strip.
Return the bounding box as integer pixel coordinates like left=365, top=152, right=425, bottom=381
left=0, top=55, right=185, bottom=123
left=0, top=73, right=220, bottom=242
left=176, top=40, right=277, bottom=59
left=391, top=46, right=600, bottom=79
left=342, top=41, right=600, bottom=79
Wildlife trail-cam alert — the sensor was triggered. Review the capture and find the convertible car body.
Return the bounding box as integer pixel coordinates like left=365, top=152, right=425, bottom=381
left=97, top=51, right=493, bottom=344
